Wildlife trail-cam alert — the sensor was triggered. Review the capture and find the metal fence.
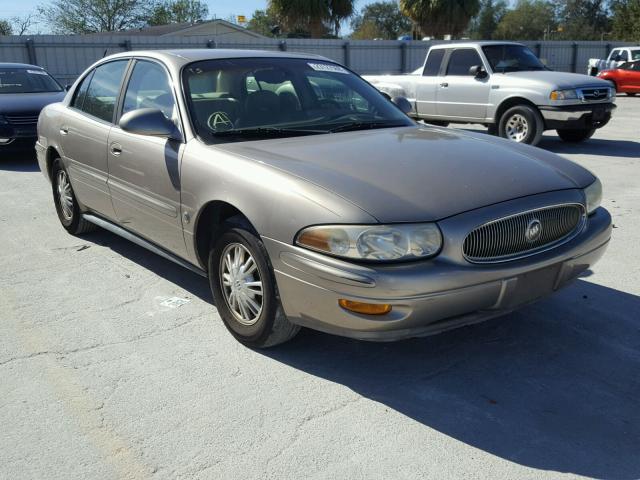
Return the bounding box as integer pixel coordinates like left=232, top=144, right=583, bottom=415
left=0, top=34, right=636, bottom=84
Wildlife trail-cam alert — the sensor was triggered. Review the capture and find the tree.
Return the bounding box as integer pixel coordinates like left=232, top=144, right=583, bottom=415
left=350, top=1, right=412, bottom=39
left=468, top=0, right=507, bottom=39
left=555, top=0, right=611, bottom=40
left=268, top=0, right=355, bottom=38
left=247, top=8, right=280, bottom=37
left=494, top=0, right=556, bottom=40
left=0, top=20, right=12, bottom=35
left=399, top=0, right=481, bottom=39
left=39, top=0, right=153, bottom=34
left=611, top=0, right=640, bottom=41
left=147, top=0, right=208, bottom=25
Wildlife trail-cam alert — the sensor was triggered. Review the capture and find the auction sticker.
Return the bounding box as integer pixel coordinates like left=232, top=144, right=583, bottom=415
left=307, top=63, right=350, bottom=74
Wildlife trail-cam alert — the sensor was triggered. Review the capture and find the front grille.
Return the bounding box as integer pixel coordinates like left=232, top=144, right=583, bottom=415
left=5, top=113, right=39, bottom=125
left=463, top=204, right=585, bottom=263
left=579, top=88, right=609, bottom=102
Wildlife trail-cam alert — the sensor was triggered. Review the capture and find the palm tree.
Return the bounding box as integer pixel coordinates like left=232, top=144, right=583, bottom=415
left=268, top=0, right=354, bottom=38
left=400, top=0, right=480, bottom=39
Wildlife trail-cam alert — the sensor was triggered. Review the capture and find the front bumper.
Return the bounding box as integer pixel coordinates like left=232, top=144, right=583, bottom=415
left=265, top=191, right=612, bottom=341
left=0, top=124, right=37, bottom=151
left=539, top=102, right=616, bottom=130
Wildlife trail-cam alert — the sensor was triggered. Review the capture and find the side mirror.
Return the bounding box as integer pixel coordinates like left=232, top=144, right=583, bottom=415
left=468, top=65, right=487, bottom=78
left=392, top=96, right=412, bottom=115
left=119, top=108, right=182, bottom=141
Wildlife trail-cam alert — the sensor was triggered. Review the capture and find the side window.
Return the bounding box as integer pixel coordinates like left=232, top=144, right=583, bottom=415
left=71, top=70, right=94, bottom=110
left=82, top=60, right=128, bottom=123
left=123, top=60, right=176, bottom=120
left=619, top=50, right=629, bottom=62
left=446, top=49, right=483, bottom=76
left=423, top=49, right=445, bottom=76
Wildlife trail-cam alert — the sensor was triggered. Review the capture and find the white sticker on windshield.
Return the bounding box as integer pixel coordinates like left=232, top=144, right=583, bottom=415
left=307, top=63, right=350, bottom=74
left=27, top=69, right=47, bottom=75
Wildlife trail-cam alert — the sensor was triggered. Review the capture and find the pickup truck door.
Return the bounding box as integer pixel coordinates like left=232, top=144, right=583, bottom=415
left=107, top=59, right=187, bottom=256
left=436, top=48, right=491, bottom=121
left=415, top=48, right=445, bottom=117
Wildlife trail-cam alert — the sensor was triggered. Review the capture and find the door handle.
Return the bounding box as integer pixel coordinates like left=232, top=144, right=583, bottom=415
left=110, top=143, right=122, bottom=156
left=60, top=126, right=69, bottom=135
left=439, top=82, right=449, bottom=88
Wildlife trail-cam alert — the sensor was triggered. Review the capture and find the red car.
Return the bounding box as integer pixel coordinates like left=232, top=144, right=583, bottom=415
left=597, top=61, right=640, bottom=96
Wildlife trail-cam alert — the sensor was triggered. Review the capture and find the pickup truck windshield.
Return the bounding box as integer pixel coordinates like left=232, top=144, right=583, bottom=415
left=182, top=57, right=413, bottom=143
left=482, top=45, right=546, bottom=73
left=0, top=68, right=63, bottom=94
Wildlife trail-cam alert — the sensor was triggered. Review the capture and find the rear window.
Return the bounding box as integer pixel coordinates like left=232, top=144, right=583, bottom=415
left=0, top=68, right=62, bottom=94
left=423, top=49, right=445, bottom=76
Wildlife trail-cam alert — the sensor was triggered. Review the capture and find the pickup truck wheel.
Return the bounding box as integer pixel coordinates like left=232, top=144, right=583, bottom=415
left=556, top=128, right=595, bottom=142
left=209, top=225, right=300, bottom=348
left=498, top=105, right=543, bottom=146
left=51, top=158, right=96, bottom=235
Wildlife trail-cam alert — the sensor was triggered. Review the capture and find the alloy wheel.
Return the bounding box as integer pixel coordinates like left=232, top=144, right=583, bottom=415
left=219, top=243, right=264, bottom=325
left=56, top=170, right=74, bottom=220
left=505, top=113, right=529, bottom=142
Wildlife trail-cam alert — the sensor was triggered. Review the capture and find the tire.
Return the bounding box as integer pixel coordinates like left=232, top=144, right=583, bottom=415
left=51, top=158, right=96, bottom=235
left=498, top=105, right=544, bottom=146
left=487, top=124, right=498, bottom=136
left=556, top=128, right=596, bottom=142
left=208, top=224, right=300, bottom=348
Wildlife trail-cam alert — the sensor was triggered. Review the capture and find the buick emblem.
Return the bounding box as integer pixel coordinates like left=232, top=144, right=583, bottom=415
left=525, top=219, right=542, bottom=242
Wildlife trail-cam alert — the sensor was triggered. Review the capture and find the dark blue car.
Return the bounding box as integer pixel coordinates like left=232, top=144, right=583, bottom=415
left=0, top=63, right=66, bottom=154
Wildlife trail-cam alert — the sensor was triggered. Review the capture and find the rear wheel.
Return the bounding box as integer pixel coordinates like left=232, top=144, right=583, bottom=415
left=208, top=225, right=300, bottom=348
left=556, top=128, right=596, bottom=142
left=498, top=105, right=543, bottom=146
left=51, top=158, right=96, bottom=235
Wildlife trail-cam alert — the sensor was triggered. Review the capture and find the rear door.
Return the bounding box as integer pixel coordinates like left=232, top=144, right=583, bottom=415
left=107, top=58, right=187, bottom=256
left=436, top=48, right=491, bottom=121
left=415, top=48, right=445, bottom=117
left=59, top=60, right=130, bottom=219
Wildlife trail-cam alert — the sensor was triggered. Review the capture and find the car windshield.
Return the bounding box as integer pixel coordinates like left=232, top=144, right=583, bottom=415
left=482, top=45, right=546, bottom=73
left=182, top=57, right=413, bottom=143
left=0, top=68, right=63, bottom=94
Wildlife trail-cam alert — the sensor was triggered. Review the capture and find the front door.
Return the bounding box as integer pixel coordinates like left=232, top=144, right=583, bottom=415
left=415, top=48, right=445, bottom=118
left=107, top=59, right=187, bottom=256
left=436, top=48, right=491, bottom=121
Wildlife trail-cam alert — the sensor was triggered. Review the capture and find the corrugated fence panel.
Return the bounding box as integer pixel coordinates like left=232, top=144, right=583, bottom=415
left=0, top=35, right=637, bottom=82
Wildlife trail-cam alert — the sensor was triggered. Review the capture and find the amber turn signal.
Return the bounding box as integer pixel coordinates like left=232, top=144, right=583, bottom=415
left=338, top=299, right=392, bottom=315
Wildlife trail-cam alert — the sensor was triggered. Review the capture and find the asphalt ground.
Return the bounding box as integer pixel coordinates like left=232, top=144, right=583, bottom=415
left=1, top=96, right=639, bottom=480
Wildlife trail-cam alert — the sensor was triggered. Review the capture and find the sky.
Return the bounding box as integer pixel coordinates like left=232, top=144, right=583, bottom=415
left=3, top=0, right=381, bottom=33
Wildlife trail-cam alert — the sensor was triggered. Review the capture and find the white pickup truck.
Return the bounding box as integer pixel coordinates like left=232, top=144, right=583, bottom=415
left=366, top=41, right=616, bottom=145
left=588, top=46, right=640, bottom=76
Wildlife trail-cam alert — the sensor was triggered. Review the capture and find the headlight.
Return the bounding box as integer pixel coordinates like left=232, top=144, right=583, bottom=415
left=296, top=223, right=442, bottom=261
left=550, top=89, right=578, bottom=100
left=584, top=178, right=602, bottom=215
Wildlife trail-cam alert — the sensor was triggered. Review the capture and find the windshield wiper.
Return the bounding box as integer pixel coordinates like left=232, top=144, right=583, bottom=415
left=212, top=126, right=326, bottom=137
left=328, top=121, right=408, bottom=133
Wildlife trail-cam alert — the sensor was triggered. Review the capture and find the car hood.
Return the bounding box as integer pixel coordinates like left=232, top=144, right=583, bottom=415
left=217, top=126, right=594, bottom=223
left=502, top=70, right=613, bottom=90
left=0, top=91, right=66, bottom=114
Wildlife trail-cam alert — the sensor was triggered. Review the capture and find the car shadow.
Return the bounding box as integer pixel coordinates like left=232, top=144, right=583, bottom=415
left=539, top=136, right=640, bottom=158
left=256, top=280, right=640, bottom=479
left=85, top=228, right=212, bottom=303
left=0, top=154, right=39, bottom=171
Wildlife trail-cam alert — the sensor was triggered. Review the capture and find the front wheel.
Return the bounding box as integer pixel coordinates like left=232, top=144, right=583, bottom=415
left=498, top=105, right=543, bottom=146
left=208, top=225, right=300, bottom=348
left=51, top=159, right=96, bottom=235
left=556, top=128, right=596, bottom=142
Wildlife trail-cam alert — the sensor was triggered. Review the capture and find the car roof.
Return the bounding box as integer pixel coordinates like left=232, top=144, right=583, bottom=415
left=0, top=62, right=45, bottom=69
left=429, top=41, right=524, bottom=50
left=102, top=49, right=330, bottom=68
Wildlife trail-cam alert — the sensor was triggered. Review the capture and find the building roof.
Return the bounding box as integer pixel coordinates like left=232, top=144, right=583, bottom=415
left=107, top=19, right=265, bottom=38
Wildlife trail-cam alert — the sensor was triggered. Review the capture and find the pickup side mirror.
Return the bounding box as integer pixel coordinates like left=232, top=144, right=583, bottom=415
left=468, top=65, right=488, bottom=78
left=119, top=108, right=182, bottom=141
left=392, top=96, right=412, bottom=115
